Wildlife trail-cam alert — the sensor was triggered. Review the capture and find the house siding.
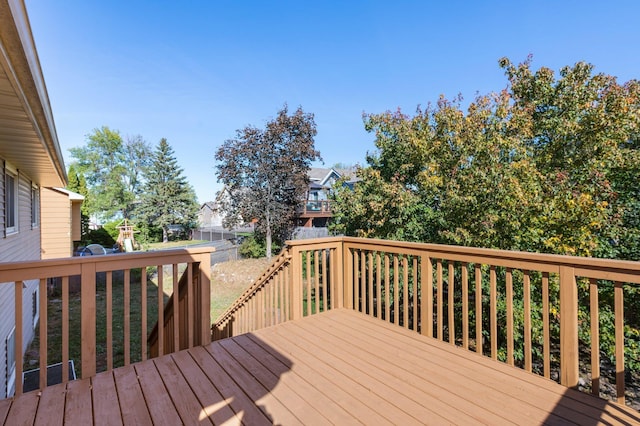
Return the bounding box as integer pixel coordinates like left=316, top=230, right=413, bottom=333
left=0, top=165, right=41, bottom=397
left=41, top=187, right=72, bottom=259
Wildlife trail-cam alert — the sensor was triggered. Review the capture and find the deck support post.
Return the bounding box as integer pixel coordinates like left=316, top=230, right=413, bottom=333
left=335, top=239, right=345, bottom=309
left=81, top=262, right=96, bottom=378
left=343, top=243, right=353, bottom=309
left=559, top=266, right=579, bottom=388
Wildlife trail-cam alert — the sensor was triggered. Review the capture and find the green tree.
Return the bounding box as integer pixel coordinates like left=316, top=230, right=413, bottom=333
left=69, top=127, right=151, bottom=221
left=66, top=163, right=90, bottom=238
left=215, top=105, right=321, bottom=258
left=135, top=138, right=198, bottom=243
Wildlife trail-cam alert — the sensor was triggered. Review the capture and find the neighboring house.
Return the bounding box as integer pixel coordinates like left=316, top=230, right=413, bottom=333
left=0, top=0, right=71, bottom=397
left=197, top=201, right=222, bottom=228
left=40, top=188, right=84, bottom=259
left=296, top=167, right=358, bottom=228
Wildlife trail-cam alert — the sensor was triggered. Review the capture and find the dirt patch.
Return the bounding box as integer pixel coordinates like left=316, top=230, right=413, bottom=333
left=210, top=257, right=272, bottom=321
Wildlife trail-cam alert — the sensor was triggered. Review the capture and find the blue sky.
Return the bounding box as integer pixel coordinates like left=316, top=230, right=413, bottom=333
left=26, top=1, right=640, bottom=203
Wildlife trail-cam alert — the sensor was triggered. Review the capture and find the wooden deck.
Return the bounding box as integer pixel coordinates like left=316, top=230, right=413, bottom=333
left=2, top=309, right=639, bottom=425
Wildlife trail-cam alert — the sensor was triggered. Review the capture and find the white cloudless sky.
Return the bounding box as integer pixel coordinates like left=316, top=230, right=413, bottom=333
left=25, top=1, right=640, bottom=203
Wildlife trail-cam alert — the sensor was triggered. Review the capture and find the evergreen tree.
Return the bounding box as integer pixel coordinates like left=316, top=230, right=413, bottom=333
left=135, top=138, right=198, bottom=242
left=67, top=163, right=90, bottom=238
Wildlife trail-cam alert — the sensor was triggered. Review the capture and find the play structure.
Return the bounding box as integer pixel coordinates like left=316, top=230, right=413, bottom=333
left=116, top=219, right=138, bottom=252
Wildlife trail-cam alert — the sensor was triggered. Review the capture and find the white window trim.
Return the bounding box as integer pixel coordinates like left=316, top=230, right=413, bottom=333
left=5, top=162, right=18, bottom=235
left=6, top=327, right=16, bottom=398
left=31, top=184, right=39, bottom=228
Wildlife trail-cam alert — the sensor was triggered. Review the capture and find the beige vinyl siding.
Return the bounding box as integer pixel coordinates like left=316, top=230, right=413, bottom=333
left=71, top=200, right=81, bottom=242
left=41, top=187, right=73, bottom=259
left=0, top=170, right=41, bottom=397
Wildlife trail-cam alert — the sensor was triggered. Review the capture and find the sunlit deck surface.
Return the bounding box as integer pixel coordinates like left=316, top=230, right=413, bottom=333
left=2, top=309, right=639, bottom=425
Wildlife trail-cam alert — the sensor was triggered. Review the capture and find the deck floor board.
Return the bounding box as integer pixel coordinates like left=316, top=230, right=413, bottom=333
left=3, top=308, right=640, bottom=425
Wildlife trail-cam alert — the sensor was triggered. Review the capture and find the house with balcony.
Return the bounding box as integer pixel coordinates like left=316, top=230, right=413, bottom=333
left=295, top=166, right=358, bottom=229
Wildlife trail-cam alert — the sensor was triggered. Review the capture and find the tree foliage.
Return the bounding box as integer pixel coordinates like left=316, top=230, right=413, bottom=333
left=69, top=127, right=152, bottom=221
left=134, top=138, right=198, bottom=243
left=332, top=57, right=640, bottom=259
left=66, top=163, right=90, bottom=238
left=215, top=105, right=321, bottom=258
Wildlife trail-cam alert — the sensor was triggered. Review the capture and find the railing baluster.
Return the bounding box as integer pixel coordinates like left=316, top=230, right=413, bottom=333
left=475, top=264, right=482, bottom=355
left=106, top=271, right=113, bottom=370
left=322, top=249, right=328, bottom=312
left=393, top=255, right=399, bottom=326
left=614, top=281, right=625, bottom=405
left=141, top=267, right=148, bottom=361
left=314, top=250, right=320, bottom=314
left=384, top=254, right=390, bottom=322
left=462, top=263, right=469, bottom=350
left=157, top=265, right=164, bottom=357
left=376, top=253, right=382, bottom=320
left=187, top=263, right=193, bottom=348
left=172, top=264, right=179, bottom=354
left=39, top=278, right=47, bottom=389
left=14, top=281, right=23, bottom=396
left=306, top=251, right=312, bottom=316
left=403, top=257, right=409, bottom=329
left=423, top=256, right=433, bottom=338
left=543, top=272, right=550, bottom=379
left=360, top=251, right=366, bottom=313
left=589, top=278, right=599, bottom=397
left=506, top=268, right=514, bottom=366
left=368, top=252, right=374, bottom=317
left=125, top=268, right=131, bottom=365
left=448, top=262, right=454, bottom=344
left=412, top=257, right=418, bottom=331
left=524, top=270, right=532, bottom=372
left=62, top=276, right=69, bottom=383
left=490, top=266, right=497, bottom=360
left=437, top=259, right=443, bottom=340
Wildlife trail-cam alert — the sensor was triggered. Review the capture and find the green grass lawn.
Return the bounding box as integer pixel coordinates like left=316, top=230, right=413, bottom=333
left=146, top=240, right=207, bottom=250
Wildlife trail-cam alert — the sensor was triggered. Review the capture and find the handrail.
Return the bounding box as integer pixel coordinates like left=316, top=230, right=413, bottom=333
left=211, top=236, right=640, bottom=407
left=2, top=247, right=213, bottom=398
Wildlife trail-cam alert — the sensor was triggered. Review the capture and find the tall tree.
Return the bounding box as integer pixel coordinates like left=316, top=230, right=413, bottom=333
left=332, top=57, right=640, bottom=259
left=69, top=127, right=151, bottom=221
left=215, top=105, right=321, bottom=258
left=66, top=163, right=90, bottom=238
left=135, top=138, right=198, bottom=243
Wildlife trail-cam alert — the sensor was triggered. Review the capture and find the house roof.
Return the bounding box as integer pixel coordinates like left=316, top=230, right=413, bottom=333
left=200, top=201, right=217, bottom=211
left=51, top=187, right=84, bottom=201
left=0, top=0, right=66, bottom=187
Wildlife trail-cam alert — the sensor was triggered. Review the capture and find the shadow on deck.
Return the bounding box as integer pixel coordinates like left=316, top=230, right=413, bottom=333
left=3, top=309, right=640, bottom=425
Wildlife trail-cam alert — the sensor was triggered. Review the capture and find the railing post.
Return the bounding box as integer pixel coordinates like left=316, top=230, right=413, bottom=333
left=81, top=262, right=96, bottom=378
left=343, top=242, right=353, bottom=309
left=291, top=247, right=303, bottom=320
left=335, top=240, right=345, bottom=309
left=559, top=265, right=579, bottom=388
left=199, top=253, right=211, bottom=345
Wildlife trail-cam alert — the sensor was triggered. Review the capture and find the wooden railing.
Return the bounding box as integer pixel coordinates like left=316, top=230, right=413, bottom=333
left=212, top=236, right=640, bottom=407
left=0, top=247, right=212, bottom=398
left=296, top=200, right=332, bottom=215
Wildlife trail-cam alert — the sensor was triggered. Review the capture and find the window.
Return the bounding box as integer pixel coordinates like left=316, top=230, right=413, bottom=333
left=5, top=165, right=17, bottom=234
left=31, top=185, right=39, bottom=228
left=5, top=327, right=15, bottom=398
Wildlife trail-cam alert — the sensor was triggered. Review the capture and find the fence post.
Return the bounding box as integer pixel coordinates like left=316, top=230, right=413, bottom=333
left=559, top=265, right=579, bottom=388
left=291, top=247, right=303, bottom=320
left=81, top=262, right=96, bottom=378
